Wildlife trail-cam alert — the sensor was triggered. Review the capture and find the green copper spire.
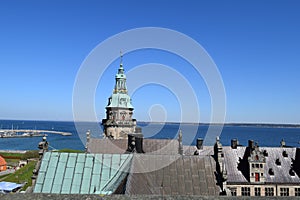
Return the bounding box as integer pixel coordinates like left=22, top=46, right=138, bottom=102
left=106, top=53, right=133, bottom=109
left=114, top=52, right=127, bottom=94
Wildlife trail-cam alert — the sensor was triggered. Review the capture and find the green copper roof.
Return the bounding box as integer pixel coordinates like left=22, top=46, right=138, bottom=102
left=34, top=152, right=133, bottom=194
left=107, top=93, right=134, bottom=109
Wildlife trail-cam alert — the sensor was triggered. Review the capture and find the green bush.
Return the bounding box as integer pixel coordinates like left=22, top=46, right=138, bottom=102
left=20, top=150, right=39, bottom=160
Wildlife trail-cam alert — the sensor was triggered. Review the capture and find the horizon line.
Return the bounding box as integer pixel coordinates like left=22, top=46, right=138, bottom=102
left=0, top=118, right=299, bottom=126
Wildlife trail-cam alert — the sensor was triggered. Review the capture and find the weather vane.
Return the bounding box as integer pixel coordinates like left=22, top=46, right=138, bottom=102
left=120, top=50, right=123, bottom=65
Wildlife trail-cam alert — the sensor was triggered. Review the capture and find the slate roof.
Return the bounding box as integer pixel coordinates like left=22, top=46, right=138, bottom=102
left=87, top=138, right=181, bottom=155
left=87, top=138, right=215, bottom=157
left=34, top=152, right=132, bottom=194
left=125, top=154, right=219, bottom=195
left=87, top=139, right=127, bottom=154
left=223, top=146, right=300, bottom=184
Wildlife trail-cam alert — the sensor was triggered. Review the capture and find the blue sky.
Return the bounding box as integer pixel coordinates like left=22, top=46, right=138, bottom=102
left=0, top=0, right=299, bottom=124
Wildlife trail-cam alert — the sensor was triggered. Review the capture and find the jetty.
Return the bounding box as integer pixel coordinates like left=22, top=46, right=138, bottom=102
left=0, top=129, right=72, bottom=138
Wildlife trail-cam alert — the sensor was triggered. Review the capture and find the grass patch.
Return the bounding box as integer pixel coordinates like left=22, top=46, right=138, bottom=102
left=2, top=160, right=37, bottom=191
left=0, top=152, right=24, bottom=159
left=5, top=158, right=19, bottom=167
left=0, top=150, right=39, bottom=160
left=0, top=173, right=11, bottom=180
left=55, top=148, right=85, bottom=153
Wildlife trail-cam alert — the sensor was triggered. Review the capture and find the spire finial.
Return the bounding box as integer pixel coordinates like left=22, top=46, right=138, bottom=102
left=120, top=50, right=123, bottom=67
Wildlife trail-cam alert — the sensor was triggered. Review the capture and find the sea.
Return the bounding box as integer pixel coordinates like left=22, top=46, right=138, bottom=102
left=0, top=120, right=299, bottom=151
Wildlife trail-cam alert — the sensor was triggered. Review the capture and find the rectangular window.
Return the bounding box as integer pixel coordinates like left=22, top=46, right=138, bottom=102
left=295, top=188, right=300, bottom=196
left=255, top=187, right=261, bottom=196
left=265, top=187, right=274, bottom=196
left=255, top=173, right=260, bottom=182
left=230, top=188, right=237, bottom=196
left=241, top=187, right=250, bottom=196
left=280, top=188, right=289, bottom=196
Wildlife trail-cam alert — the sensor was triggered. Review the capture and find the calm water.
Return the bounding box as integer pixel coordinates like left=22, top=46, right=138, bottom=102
left=0, top=120, right=299, bottom=150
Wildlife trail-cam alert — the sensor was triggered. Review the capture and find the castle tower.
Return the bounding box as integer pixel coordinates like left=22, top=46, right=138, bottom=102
left=102, top=54, right=136, bottom=139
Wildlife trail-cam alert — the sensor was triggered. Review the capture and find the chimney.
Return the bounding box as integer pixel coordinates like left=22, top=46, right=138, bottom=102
left=178, top=130, right=183, bottom=155
left=127, top=134, right=136, bottom=152
left=86, top=130, right=90, bottom=143
left=196, top=138, right=203, bottom=150
left=231, top=139, right=238, bottom=149
left=280, top=139, right=286, bottom=147
left=85, top=130, right=91, bottom=153
left=248, top=140, right=255, bottom=150
left=38, top=135, right=48, bottom=157
left=135, top=133, right=144, bottom=153
left=127, top=132, right=144, bottom=153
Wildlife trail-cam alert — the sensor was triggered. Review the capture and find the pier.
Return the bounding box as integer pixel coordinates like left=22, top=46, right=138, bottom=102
left=0, top=129, right=72, bottom=138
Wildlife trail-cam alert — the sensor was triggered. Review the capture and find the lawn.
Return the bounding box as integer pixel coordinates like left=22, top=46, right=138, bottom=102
left=0, top=152, right=24, bottom=159
left=0, top=150, right=39, bottom=160
left=1, top=160, right=37, bottom=191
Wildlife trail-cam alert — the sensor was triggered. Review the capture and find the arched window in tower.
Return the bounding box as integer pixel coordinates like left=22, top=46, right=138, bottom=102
left=109, top=111, right=113, bottom=119
left=113, top=112, right=117, bottom=120
left=120, top=111, right=126, bottom=121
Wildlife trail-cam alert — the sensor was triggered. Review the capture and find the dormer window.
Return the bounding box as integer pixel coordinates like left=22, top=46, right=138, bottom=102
left=289, top=169, right=295, bottom=176
left=269, top=168, right=274, bottom=175
left=282, top=151, right=288, bottom=157
left=276, top=158, right=281, bottom=166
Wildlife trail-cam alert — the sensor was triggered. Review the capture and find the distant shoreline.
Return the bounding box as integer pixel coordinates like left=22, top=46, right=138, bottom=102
left=1, top=119, right=300, bottom=129
left=138, top=121, right=300, bottom=128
